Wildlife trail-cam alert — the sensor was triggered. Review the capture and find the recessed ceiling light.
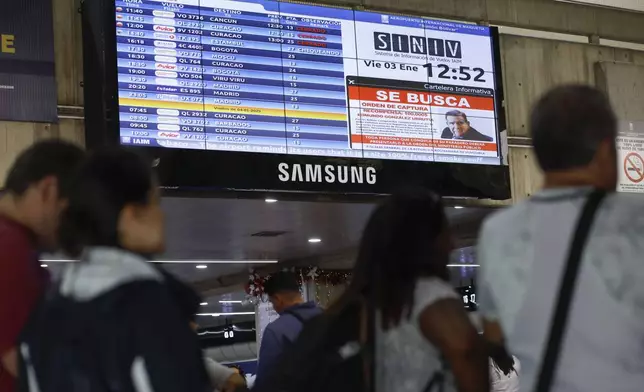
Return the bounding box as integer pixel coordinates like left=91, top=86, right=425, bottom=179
left=265, top=198, right=278, bottom=203
left=219, top=300, right=243, bottom=304
left=308, top=238, right=322, bottom=243
left=200, top=302, right=208, bottom=306
left=41, top=264, right=48, bottom=268
left=196, top=265, right=208, bottom=269
left=454, top=206, right=464, bottom=209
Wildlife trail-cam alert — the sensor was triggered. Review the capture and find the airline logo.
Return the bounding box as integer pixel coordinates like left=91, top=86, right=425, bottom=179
left=157, top=131, right=180, bottom=139
left=156, top=94, right=180, bottom=101
left=156, top=77, right=179, bottom=86
left=158, top=116, right=180, bottom=124
left=155, top=70, right=178, bottom=78
left=116, top=21, right=124, bottom=27
left=115, top=7, right=123, bottom=12
left=154, top=25, right=176, bottom=33
left=154, top=40, right=177, bottom=48
left=155, top=63, right=177, bottom=71
left=116, top=14, right=123, bottom=20
left=158, top=123, right=180, bottom=132
left=153, top=10, right=175, bottom=18
left=153, top=32, right=176, bottom=41
left=153, top=17, right=175, bottom=26
left=154, top=48, right=177, bottom=56
left=157, top=109, right=180, bottom=116
left=154, top=55, right=177, bottom=63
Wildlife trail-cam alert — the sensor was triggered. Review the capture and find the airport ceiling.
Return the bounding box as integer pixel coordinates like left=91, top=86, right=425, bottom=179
left=45, top=196, right=495, bottom=293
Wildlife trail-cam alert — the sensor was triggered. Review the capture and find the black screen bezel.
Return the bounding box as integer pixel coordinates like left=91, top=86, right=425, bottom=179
left=82, top=0, right=510, bottom=200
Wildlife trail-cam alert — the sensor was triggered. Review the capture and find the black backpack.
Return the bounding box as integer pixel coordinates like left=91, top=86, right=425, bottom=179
left=17, top=279, right=210, bottom=392
left=252, top=299, right=367, bottom=392
left=253, top=298, right=447, bottom=392
left=18, top=285, right=127, bottom=392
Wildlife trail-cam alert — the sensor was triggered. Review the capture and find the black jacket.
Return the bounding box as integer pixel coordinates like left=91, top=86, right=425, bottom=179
left=441, top=126, right=493, bottom=142
left=19, top=247, right=211, bottom=392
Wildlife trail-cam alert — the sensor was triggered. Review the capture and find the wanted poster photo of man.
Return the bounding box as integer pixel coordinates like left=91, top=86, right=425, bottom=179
left=441, top=110, right=493, bottom=142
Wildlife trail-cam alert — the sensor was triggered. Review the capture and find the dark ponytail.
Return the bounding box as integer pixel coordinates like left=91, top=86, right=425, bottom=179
left=488, top=342, right=515, bottom=376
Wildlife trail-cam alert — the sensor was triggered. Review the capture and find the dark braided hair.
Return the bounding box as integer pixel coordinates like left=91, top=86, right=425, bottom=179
left=338, top=188, right=451, bottom=330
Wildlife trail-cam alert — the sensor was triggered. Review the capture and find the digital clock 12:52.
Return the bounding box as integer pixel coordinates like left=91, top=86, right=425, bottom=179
left=423, top=63, right=486, bottom=83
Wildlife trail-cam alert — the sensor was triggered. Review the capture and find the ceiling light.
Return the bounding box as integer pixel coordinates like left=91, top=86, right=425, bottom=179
left=265, top=198, right=278, bottom=203
left=446, top=263, right=480, bottom=268
left=454, top=206, right=464, bottom=209
left=39, top=259, right=79, bottom=263
left=308, top=238, right=322, bottom=243
left=196, top=265, right=208, bottom=269
left=41, top=264, right=48, bottom=268
left=219, top=300, right=242, bottom=304
left=197, top=312, right=255, bottom=317
left=40, top=259, right=280, bottom=264
left=150, top=260, right=279, bottom=264
left=200, top=302, right=208, bottom=306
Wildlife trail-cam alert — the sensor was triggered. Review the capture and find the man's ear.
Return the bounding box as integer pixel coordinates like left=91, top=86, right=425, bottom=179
left=37, top=175, right=59, bottom=202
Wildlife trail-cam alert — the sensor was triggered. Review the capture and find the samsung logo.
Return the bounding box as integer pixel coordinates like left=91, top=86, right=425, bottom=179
left=277, top=163, right=376, bottom=184
left=373, top=32, right=462, bottom=58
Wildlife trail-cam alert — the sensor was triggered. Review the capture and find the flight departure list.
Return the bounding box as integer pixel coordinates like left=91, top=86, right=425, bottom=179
left=115, top=0, right=502, bottom=165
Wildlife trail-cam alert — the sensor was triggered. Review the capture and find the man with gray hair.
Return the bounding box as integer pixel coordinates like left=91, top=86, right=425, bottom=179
left=478, top=85, right=644, bottom=392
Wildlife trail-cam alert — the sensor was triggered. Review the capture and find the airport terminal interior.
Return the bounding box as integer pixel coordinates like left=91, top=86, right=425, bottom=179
left=2, top=0, right=644, bottom=389
left=41, top=196, right=485, bottom=383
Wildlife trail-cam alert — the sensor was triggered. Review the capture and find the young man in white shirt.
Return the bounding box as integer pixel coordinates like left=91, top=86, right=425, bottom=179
left=478, top=85, right=644, bottom=392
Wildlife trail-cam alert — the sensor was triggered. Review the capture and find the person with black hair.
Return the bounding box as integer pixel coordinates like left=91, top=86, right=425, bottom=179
left=478, top=85, right=644, bottom=392
left=255, top=271, right=322, bottom=386
left=18, top=148, right=211, bottom=392
left=339, top=189, right=488, bottom=392
left=488, top=344, right=519, bottom=392
left=0, top=140, right=84, bottom=392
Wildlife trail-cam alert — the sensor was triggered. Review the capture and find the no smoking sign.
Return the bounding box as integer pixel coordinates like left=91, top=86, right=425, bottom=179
left=624, top=152, right=644, bottom=183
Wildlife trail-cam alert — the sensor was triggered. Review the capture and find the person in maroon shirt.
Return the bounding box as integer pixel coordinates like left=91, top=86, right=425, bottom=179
left=0, top=140, right=84, bottom=391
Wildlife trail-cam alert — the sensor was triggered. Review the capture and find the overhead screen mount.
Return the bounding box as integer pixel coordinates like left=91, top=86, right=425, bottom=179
left=81, top=0, right=510, bottom=199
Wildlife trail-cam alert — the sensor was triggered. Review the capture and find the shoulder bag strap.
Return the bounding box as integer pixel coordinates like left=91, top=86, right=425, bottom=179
left=534, top=189, right=607, bottom=392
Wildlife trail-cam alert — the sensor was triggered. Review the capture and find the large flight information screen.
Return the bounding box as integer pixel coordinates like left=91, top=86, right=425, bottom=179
left=115, top=0, right=502, bottom=165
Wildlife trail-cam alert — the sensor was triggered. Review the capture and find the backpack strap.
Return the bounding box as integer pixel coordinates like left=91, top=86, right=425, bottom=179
left=534, top=189, right=607, bottom=392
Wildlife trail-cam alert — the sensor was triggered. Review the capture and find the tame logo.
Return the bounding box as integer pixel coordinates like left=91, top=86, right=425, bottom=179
left=373, top=32, right=462, bottom=58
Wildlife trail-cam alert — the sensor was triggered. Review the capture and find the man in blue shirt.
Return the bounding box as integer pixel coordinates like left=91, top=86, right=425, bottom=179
left=255, top=272, right=323, bottom=385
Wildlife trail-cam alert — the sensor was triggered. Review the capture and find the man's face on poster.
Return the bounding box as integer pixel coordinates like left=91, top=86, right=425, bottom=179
left=447, top=115, right=470, bottom=137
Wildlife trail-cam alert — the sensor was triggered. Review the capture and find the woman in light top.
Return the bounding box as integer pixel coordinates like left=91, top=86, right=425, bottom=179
left=488, top=345, right=520, bottom=392
left=340, top=189, right=490, bottom=392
